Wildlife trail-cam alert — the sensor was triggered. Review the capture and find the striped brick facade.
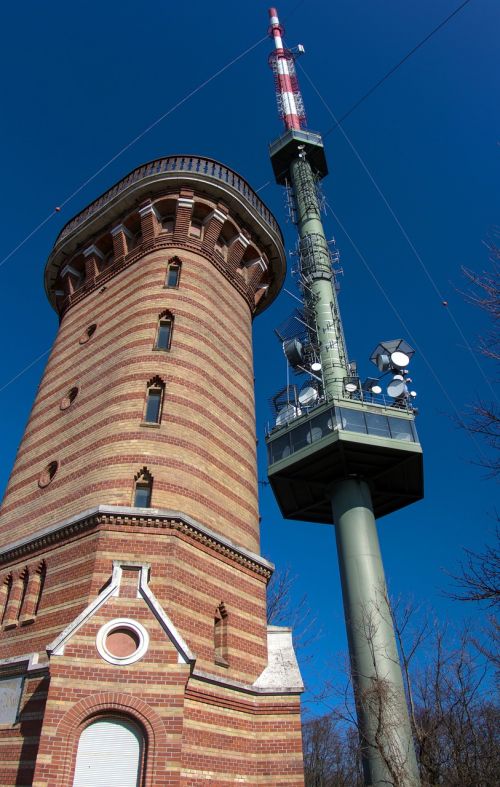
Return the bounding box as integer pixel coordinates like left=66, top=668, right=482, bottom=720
left=0, top=157, right=304, bottom=786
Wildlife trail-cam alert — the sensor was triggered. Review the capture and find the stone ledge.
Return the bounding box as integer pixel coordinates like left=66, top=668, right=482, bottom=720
left=0, top=505, right=274, bottom=579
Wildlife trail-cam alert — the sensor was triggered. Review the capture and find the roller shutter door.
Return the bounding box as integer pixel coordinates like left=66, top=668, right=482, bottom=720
left=73, top=717, right=143, bottom=787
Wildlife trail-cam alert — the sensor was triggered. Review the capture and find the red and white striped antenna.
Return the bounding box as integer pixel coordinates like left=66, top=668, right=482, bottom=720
left=268, top=7, right=306, bottom=131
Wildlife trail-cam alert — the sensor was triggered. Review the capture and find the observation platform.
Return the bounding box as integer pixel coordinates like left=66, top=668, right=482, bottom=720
left=266, top=398, right=423, bottom=523
left=269, top=129, right=328, bottom=184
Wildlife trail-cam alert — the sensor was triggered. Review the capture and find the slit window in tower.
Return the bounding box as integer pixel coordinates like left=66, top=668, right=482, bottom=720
left=165, top=261, right=181, bottom=288
left=134, top=480, right=152, bottom=508
left=144, top=385, right=163, bottom=424
left=214, top=603, right=228, bottom=666
left=155, top=315, right=173, bottom=351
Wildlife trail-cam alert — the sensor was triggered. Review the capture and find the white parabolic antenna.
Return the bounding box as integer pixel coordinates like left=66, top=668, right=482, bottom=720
left=299, top=386, right=318, bottom=406
left=391, top=350, right=410, bottom=368
left=371, top=384, right=382, bottom=395
left=276, top=404, right=301, bottom=426
left=387, top=376, right=407, bottom=398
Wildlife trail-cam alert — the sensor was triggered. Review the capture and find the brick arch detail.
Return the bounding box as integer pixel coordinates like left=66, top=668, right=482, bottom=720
left=55, top=692, right=166, bottom=787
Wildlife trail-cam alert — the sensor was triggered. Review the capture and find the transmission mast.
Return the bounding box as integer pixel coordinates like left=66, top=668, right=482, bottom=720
left=265, top=8, right=423, bottom=786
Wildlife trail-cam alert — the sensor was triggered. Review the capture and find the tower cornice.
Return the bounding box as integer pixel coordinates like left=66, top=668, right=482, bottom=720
left=45, top=155, right=285, bottom=315
left=0, top=505, right=274, bottom=580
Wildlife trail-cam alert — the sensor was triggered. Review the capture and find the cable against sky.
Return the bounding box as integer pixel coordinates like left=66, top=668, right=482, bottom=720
left=0, top=33, right=269, bottom=271
left=298, top=62, right=498, bottom=404
left=323, top=0, right=473, bottom=137
left=0, top=348, right=51, bottom=394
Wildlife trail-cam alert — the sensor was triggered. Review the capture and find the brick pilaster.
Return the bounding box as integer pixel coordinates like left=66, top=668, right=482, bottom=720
left=227, top=231, right=251, bottom=275
left=138, top=202, right=160, bottom=248
left=19, top=569, right=42, bottom=625
left=202, top=204, right=228, bottom=253
left=247, top=255, right=268, bottom=291
left=83, top=245, right=104, bottom=280
left=60, top=264, right=83, bottom=296
left=254, top=283, right=270, bottom=308
left=110, top=224, right=132, bottom=261
left=174, top=195, right=194, bottom=243
left=2, top=572, right=23, bottom=629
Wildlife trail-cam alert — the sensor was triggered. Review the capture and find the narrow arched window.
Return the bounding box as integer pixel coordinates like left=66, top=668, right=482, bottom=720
left=143, top=378, right=165, bottom=424
left=133, top=468, right=153, bottom=508
left=165, top=259, right=181, bottom=289
left=214, top=603, right=228, bottom=666
left=72, top=716, right=144, bottom=787
left=155, top=311, right=173, bottom=351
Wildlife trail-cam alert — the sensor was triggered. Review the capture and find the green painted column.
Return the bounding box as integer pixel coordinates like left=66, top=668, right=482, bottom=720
left=330, top=478, right=420, bottom=786
left=290, top=154, right=348, bottom=399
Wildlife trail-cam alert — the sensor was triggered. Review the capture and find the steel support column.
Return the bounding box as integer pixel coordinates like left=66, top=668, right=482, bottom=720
left=330, top=478, right=420, bottom=786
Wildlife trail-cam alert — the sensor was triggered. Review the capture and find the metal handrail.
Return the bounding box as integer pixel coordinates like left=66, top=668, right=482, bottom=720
left=55, top=155, right=282, bottom=244
left=265, top=391, right=417, bottom=439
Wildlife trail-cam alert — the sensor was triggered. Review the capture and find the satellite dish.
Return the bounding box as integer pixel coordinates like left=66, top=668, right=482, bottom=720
left=410, top=390, right=417, bottom=398
left=299, top=386, right=318, bottom=406
left=391, top=350, right=410, bottom=369
left=387, top=377, right=407, bottom=398
left=276, top=404, right=301, bottom=426
left=311, top=361, right=322, bottom=372
left=344, top=377, right=359, bottom=393
left=283, top=338, right=303, bottom=367
left=371, top=384, right=382, bottom=395
left=376, top=353, right=391, bottom=373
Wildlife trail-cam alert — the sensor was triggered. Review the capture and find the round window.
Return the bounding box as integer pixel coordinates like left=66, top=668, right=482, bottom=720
left=60, top=386, right=79, bottom=410
left=96, top=619, right=149, bottom=666
left=38, top=460, right=59, bottom=488
left=79, top=323, right=97, bottom=344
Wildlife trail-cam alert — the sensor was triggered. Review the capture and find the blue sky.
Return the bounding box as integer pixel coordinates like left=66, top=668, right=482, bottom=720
left=1, top=1, right=498, bottom=709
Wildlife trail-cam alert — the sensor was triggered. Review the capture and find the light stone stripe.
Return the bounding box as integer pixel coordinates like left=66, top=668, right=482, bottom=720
left=180, top=744, right=298, bottom=762
left=25, top=328, right=255, bottom=433
left=19, top=355, right=256, bottom=450
left=180, top=776, right=303, bottom=786
left=4, top=450, right=259, bottom=515
left=52, top=255, right=254, bottom=372
left=16, top=392, right=257, bottom=468
left=44, top=313, right=254, bottom=405
left=10, top=427, right=257, bottom=499
left=56, top=266, right=253, bottom=373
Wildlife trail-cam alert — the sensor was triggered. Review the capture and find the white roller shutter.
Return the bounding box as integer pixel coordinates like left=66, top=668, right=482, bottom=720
left=73, top=717, right=143, bottom=787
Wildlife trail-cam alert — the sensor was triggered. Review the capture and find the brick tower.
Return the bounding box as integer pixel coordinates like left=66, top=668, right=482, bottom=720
left=0, top=156, right=304, bottom=786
